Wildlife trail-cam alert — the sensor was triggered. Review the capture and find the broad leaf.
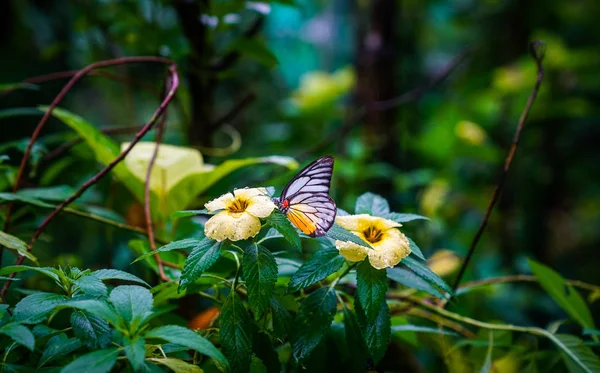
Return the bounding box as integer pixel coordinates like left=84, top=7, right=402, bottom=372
left=355, top=297, right=390, bottom=363
left=19, top=186, right=76, bottom=201
left=109, top=285, right=153, bottom=326
left=293, top=287, right=337, bottom=361
left=92, top=269, right=149, bottom=287
left=124, top=336, right=146, bottom=371
left=407, top=237, right=426, bottom=261
left=148, top=358, right=203, bottom=373
left=0, top=323, right=35, bottom=351
left=400, top=256, right=453, bottom=296
left=553, top=334, right=600, bottom=373
left=13, top=292, right=68, bottom=324
left=270, top=297, right=292, bottom=340
left=387, top=267, right=448, bottom=300
left=146, top=325, right=228, bottom=369
left=220, top=293, right=254, bottom=373
left=179, top=238, right=223, bottom=292
left=355, top=192, right=390, bottom=215
left=70, top=311, right=111, bottom=349
left=356, top=261, right=388, bottom=322
left=342, top=306, right=369, bottom=369
left=243, top=244, right=278, bottom=318
left=132, top=238, right=202, bottom=264
left=288, top=246, right=345, bottom=292
left=73, top=275, right=108, bottom=297
left=0, top=265, right=60, bottom=282
left=39, top=335, right=82, bottom=367
left=264, top=211, right=301, bottom=250
left=0, top=230, right=37, bottom=263
left=529, top=259, right=595, bottom=330
left=67, top=299, right=121, bottom=327
left=326, top=223, right=372, bottom=249
left=59, top=348, right=120, bottom=373
left=383, top=212, right=429, bottom=223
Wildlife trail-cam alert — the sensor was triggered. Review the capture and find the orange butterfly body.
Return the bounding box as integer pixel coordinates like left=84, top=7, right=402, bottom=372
left=274, top=156, right=337, bottom=237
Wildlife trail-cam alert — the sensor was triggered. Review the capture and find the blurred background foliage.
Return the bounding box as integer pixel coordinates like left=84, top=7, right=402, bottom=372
left=1, top=0, right=600, bottom=371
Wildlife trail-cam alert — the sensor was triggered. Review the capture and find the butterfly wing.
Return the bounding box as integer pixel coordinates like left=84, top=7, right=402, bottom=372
left=280, top=156, right=337, bottom=237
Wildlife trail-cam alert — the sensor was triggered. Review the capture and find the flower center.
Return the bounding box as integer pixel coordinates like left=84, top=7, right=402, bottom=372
left=228, top=198, right=249, bottom=214
left=362, top=225, right=384, bottom=244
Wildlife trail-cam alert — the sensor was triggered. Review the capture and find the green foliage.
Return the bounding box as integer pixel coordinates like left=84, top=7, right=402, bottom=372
left=0, top=230, right=37, bottom=263
left=356, top=298, right=391, bottom=364
left=287, top=244, right=345, bottom=292
left=243, top=244, right=278, bottom=318
left=178, top=238, right=225, bottom=292
left=59, top=348, right=120, bottom=373
left=264, top=211, right=302, bottom=250
left=220, top=293, right=254, bottom=373
left=356, top=261, right=388, bottom=322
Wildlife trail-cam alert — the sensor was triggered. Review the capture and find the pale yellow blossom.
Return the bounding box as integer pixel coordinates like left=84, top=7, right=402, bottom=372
left=204, top=188, right=275, bottom=242
left=335, top=214, right=411, bottom=269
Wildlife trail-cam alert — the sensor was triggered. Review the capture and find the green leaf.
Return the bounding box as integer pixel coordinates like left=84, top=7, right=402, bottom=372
left=356, top=261, right=388, bottom=322
left=355, top=192, right=390, bottom=215
left=235, top=38, right=278, bottom=68
left=264, top=211, right=301, bottom=250
left=147, top=358, right=203, bottom=373
left=13, top=292, right=68, bottom=324
left=383, top=212, right=429, bottom=223
left=0, top=192, right=54, bottom=208
left=293, top=287, right=337, bottom=361
left=109, top=285, right=153, bottom=326
left=250, top=357, right=268, bottom=373
left=529, top=259, right=595, bottom=330
left=406, top=237, right=426, bottom=261
left=66, top=299, right=121, bottom=327
left=326, top=223, right=372, bottom=249
left=132, top=238, right=202, bottom=264
left=400, top=256, right=453, bottom=296
left=0, top=230, right=37, bottom=263
left=171, top=209, right=208, bottom=218
left=73, top=275, right=108, bottom=297
left=0, top=323, right=35, bottom=351
left=288, top=246, right=345, bottom=292
left=252, top=332, right=280, bottom=373
left=92, top=269, right=150, bottom=287
left=355, top=297, right=390, bottom=363
left=18, top=186, right=76, bottom=201
left=270, top=297, right=292, bottom=340
left=179, top=238, right=223, bottom=292
left=70, top=311, right=111, bottom=349
left=243, top=244, right=278, bottom=318
left=553, top=334, right=600, bottom=373
left=391, top=325, right=459, bottom=336
left=39, top=335, right=82, bottom=367
left=342, top=306, right=369, bottom=368
left=0, top=265, right=60, bottom=283
left=387, top=267, right=448, bottom=300
left=220, top=293, right=254, bottom=373
left=478, top=332, right=494, bottom=373
left=146, top=325, right=228, bottom=369
left=124, top=336, right=146, bottom=371
left=59, top=348, right=120, bottom=373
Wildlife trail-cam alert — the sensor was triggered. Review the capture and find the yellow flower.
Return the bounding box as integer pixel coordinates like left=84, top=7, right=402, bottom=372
left=204, top=188, right=276, bottom=242
left=335, top=214, right=411, bottom=269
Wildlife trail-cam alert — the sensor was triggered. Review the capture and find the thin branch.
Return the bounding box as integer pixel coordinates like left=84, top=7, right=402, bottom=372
left=458, top=274, right=600, bottom=294
left=0, top=62, right=179, bottom=299
left=299, top=48, right=470, bottom=161
left=211, top=92, right=256, bottom=128
left=451, top=41, right=546, bottom=293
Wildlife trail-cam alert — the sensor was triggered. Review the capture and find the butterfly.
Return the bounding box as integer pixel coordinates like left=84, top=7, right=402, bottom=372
left=273, top=155, right=337, bottom=237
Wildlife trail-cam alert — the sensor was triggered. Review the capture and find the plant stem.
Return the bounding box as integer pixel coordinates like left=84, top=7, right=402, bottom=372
left=329, top=262, right=356, bottom=289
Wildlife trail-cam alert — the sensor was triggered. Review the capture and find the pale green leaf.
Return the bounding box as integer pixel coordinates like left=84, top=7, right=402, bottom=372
left=383, top=212, right=430, bottom=223
left=355, top=192, right=390, bottom=215
left=553, top=334, right=600, bottom=373
left=387, top=267, right=448, bottom=300
left=400, top=256, right=453, bottom=296
left=0, top=230, right=37, bottom=263
left=148, top=358, right=204, bottom=373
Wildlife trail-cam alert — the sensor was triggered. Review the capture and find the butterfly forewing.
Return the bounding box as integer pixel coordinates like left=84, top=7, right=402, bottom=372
left=278, top=156, right=337, bottom=237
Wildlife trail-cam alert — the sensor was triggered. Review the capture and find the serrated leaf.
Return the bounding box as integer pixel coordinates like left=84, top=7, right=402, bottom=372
left=342, top=306, right=369, bottom=368
left=13, top=292, right=68, bottom=324
left=387, top=267, right=448, bottom=300
left=529, top=259, right=595, bottom=330
left=132, top=238, right=202, bottom=264
left=264, top=211, right=301, bottom=250
left=406, top=237, right=426, bottom=261
left=67, top=299, right=121, bottom=327
left=148, top=358, right=204, bottom=373
left=383, top=212, right=429, bottom=223
left=70, top=311, right=111, bottom=349
left=59, top=348, right=119, bottom=373
left=288, top=246, right=345, bottom=292
left=0, top=323, right=35, bottom=351
left=179, top=238, right=223, bottom=292
left=243, top=244, right=278, bottom=318
left=0, top=230, right=37, bottom=263
left=109, top=285, right=153, bottom=326
left=355, top=296, right=390, bottom=363
left=553, top=334, right=600, bottom=373
left=172, top=209, right=208, bottom=218
left=355, top=192, right=390, bottom=215
left=92, top=269, right=150, bottom=287
left=39, top=335, right=82, bottom=367
left=0, top=265, right=60, bottom=282
left=400, top=256, right=453, bottom=296
left=270, top=297, right=292, bottom=340
left=220, top=293, right=254, bottom=373
left=356, top=261, right=388, bottom=322
left=73, top=275, right=108, bottom=297
left=292, top=287, right=337, bottom=361
left=145, top=325, right=227, bottom=369
left=124, top=336, right=146, bottom=371
left=326, top=223, right=372, bottom=249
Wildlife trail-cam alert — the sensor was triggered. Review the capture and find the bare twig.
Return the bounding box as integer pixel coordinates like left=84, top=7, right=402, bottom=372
left=299, top=48, right=470, bottom=161
left=451, top=41, right=546, bottom=293
left=458, top=274, right=600, bottom=294
left=0, top=62, right=179, bottom=299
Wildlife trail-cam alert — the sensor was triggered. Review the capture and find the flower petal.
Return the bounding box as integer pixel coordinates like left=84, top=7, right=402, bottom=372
left=335, top=240, right=368, bottom=262
left=233, top=187, right=270, bottom=200
left=336, top=214, right=401, bottom=233
left=245, top=196, right=276, bottom=218
left=205, top=192, right=235, bottom=213
left=367, top=229, right=411, bottom=270
left=204, top=211, right=261, bottom=242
